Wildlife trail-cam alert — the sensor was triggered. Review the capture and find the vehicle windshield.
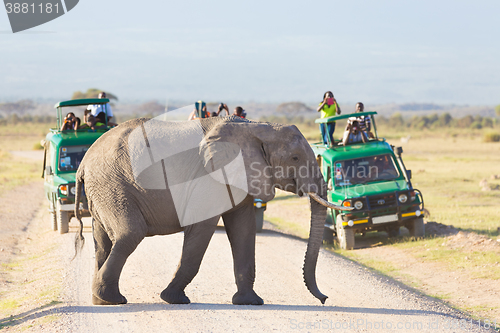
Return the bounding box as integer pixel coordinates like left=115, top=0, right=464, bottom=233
left=59, top=145, right=90, bottom=171
left=334, top=154, right=400, bottom=186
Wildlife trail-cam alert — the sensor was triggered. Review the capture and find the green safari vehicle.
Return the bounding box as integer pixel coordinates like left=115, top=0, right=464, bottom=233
left=312, top=111, right=425, bottom=250
left=42, top=98, right=111, bottom=233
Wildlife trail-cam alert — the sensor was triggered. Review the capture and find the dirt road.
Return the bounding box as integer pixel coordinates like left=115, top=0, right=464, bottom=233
left=0, top=181, right=496, bottom=332
left=38, top=216, right=492, bottom=333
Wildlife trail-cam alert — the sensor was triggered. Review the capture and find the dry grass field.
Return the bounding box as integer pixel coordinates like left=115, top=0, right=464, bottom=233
left=264, top=125, right=500, bottom=323
left=1, top=119, right=500, bottom=323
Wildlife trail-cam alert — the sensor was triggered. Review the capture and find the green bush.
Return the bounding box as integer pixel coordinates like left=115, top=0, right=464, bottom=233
left=483, top=132, right=500, bottom=142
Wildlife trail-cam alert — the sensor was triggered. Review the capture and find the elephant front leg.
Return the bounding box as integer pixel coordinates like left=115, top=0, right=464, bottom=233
left=223, top=198, right=264, bottom=305
left=160, top=218, right=218, bottom=304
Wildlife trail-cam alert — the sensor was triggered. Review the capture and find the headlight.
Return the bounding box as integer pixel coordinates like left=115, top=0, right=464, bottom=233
left=59, top=185, right=68, bottom=195
left=70, top=187, right=77, bottom=195
left=354, top=200, right=364, bottom=210
left=255, top=202, right=262, bottom=208
left=342, top=200, right=352, bottom=207
left=398, top=193, right=408, bottom=203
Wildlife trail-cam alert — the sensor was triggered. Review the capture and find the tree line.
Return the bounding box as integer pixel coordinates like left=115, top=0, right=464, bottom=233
left=0, top=113, right=55, bottom=125
left=378, top=113, right=499, bottom=130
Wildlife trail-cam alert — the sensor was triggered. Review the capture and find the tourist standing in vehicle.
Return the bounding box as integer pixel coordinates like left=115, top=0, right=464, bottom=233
left=349, top=102, right=373, bottom=138
left=233, top=106, right=246, bottom=118
left=188, top=101, right=211, bottom=120
left=317, top=91, right=341, bottom=145
left=88, top=92, right=116, bottom=126
left=217, top=103, right=229, bottom=116
left=61, top=112, right=77, bottom=131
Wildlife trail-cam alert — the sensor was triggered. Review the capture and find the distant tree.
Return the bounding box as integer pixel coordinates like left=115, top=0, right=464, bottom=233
left=0, top=99, right=35, bottom=114
left=72, top=88, right=118, bottom=101
left=389, top=112, right=404, bottom=128
left=482, top=117, right=493, bottom=128
left=9, top=113, right=20, bottom=125
left=276, top=102, right=313, bottom=116
left=495, top=105, right=500, bottom=117
left=456, top=115, right=474, bottom=128
left=438, top=113, right=452, bottom=126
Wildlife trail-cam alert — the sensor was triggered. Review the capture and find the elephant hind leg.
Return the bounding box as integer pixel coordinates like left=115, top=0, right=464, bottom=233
left=92, top=216, right=147, bottom=305
left=93, top=218, right=112, bottom=273
left=160, top=217, right=219, bottom=304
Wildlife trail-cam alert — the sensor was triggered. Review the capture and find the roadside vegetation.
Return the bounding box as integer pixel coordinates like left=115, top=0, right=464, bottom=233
left=0, top=120, right=49, bottom=195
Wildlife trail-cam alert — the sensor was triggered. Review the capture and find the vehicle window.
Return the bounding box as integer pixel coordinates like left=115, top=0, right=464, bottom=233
left=334, top=154, right=399, bottom=186
left=59, top=145, right=90, bottom=171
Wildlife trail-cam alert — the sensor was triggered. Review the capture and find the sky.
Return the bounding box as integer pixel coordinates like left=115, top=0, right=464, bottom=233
left=0, top=0, right=499, bottom=104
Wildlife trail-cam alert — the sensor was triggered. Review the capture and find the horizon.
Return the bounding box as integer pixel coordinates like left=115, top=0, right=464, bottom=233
left=1, top=1, right=499, bottom=105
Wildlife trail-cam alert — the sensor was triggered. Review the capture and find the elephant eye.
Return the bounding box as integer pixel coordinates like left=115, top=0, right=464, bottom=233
left=292, top=156, right=299, bottom=162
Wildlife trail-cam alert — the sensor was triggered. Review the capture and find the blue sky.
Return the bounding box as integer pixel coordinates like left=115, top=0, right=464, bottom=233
left=0, top=0, right=499, bottom=104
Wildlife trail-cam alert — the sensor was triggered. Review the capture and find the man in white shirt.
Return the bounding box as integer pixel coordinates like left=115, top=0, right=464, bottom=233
left=87, top=92, right=115, bottom=125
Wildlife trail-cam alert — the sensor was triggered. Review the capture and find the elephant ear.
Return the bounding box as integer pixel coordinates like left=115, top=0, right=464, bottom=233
left=199, top=138, right=249, bottom=204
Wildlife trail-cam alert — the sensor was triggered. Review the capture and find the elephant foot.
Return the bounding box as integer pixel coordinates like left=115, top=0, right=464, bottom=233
left=232, top=290, right=264, bottom=305
left=160, top=287, right=190, bottom=304
left=92, top=293, right=127, bottom=305
left=92, top=284, right=127, bottom=305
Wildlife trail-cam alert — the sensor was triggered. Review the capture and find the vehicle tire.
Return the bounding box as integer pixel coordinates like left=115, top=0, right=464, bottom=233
left=57, top=204, right=70, bottom=234
left=408, top=217, right=425, bottom=238
left=323, top=227, right=334, bottom=244
left=388, top=226, right=400, bottom=238
left=51, top=211, right=57, bottom=231
left=336, top=216, right=354, bottom=250
left=255, top=208, right=264, bottom=233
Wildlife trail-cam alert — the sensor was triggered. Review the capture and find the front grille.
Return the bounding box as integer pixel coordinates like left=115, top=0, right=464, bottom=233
left=368, top=193, right=396, bottom=209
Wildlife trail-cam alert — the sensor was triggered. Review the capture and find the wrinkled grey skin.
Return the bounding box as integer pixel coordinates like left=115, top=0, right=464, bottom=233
left=74, top=116, right=329, bottom=306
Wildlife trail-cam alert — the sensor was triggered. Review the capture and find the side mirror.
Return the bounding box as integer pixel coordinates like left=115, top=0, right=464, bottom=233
left=45, top=166, right=53, bottom=176
left=327, top=178, right=333, bottom=191
left=406, top=170, right=412, bottom=180
left=396, top=146, right=403, bottom=155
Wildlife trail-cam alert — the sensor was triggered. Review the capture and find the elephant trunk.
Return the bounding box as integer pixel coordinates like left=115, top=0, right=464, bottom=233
left=303, top=197, right=328, bottom=304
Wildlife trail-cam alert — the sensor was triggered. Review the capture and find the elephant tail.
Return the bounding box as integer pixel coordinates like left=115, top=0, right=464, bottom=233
left=73, top=168, right=85, bottom=260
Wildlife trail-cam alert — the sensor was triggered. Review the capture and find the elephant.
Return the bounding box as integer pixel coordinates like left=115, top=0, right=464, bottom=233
left=74, top=115, right=350, bottom=306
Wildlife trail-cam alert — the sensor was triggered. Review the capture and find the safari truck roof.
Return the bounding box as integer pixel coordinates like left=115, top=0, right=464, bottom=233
left=54, top=98, right=110, bottom=108
left=314, top=111, right=377, bottom=124
left=53, top=98, right=111, bottom=131
left=319, top=140, right=395, bottom=164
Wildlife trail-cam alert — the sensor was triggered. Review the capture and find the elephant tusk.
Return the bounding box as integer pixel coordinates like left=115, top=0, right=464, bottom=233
left=308, top=192, right=353, bottom=211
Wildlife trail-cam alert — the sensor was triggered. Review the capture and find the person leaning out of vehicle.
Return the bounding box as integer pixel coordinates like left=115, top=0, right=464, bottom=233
left=188, top=101, right=211, bottom=120
left=233, top=106, right=246, bottom=118
left=217, top=103, right=229, bottom=116
left=87, top=92, right=117, bottom=127
left=317, top=91, right=341, bottom=146
left=61, top=112, right=78, bottom=131
left=342, top=120, right=368, bottom=145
